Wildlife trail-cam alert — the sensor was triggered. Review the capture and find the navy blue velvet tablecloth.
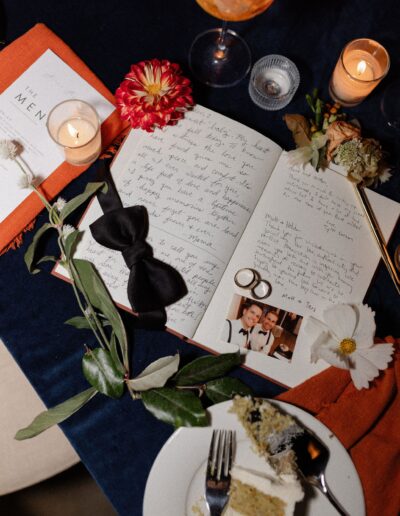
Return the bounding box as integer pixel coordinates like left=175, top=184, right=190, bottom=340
left=1, top=1, right=400, bottom=514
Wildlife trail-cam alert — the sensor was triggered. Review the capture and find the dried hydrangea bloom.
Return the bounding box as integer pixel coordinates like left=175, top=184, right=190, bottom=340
left=115, top=59, right=194, bottom=132
left=325, top=120, right=361, bottom=161
left=334, top=138, right=384, bottom=186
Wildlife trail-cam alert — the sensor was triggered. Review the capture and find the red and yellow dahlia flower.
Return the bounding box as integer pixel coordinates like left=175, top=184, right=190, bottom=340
left=115, top=59, right=194, bottom=132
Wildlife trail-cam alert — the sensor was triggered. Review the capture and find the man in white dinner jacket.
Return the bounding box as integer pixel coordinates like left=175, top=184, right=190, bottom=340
left=221, top=302, right=263, bottom=348
left=250, top=310, right=279, bottom=354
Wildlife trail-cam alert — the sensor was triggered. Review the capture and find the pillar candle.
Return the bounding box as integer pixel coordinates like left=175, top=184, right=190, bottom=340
left=329, top=39, right=390, bottom=107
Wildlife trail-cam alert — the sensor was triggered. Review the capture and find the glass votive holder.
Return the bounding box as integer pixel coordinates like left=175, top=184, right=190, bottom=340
left=46, top=99, right=101, bottom=166
left=248, top=55, right=300, bottom=111
left=329, top=38, right=390, bottom=107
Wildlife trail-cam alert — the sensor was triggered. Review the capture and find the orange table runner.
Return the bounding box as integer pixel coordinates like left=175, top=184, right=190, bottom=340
left=277, top=337, right=400, bottom=516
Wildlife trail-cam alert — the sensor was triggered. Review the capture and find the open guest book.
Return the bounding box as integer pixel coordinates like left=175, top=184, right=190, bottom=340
left=54, top=105, right=400, bottom=387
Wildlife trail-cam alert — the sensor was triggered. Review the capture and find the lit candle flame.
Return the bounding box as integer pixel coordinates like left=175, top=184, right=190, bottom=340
left=67, top=122, right=79, bottom=141
left=357, top=60, right=367, bottom=75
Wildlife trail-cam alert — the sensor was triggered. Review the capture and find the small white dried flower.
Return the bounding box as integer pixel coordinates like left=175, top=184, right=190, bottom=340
left=287, top=133, right=327, bottom=169
left=287, top=146, right=313, bottom=167
left=379, top=167, right=392, bottom=184
left=55, top=197, right=67, bottom=211
left=0, top=140, right=18, bottom=160
left=62, top=224, right=75, bottom=237
left=17, top=174, right=34, bottom=189
left=84, top=306, right=93, bottom=318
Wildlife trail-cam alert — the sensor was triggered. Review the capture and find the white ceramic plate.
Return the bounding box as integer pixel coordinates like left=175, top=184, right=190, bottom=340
left=143, top=400, right=365, bottom=516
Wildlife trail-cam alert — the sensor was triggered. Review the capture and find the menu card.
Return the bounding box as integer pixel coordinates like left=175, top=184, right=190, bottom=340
left=0, top=49, right=114, bottom=223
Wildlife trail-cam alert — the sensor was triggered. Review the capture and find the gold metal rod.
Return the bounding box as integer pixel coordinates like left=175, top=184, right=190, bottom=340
left=353, top=184, right=400, bottom=295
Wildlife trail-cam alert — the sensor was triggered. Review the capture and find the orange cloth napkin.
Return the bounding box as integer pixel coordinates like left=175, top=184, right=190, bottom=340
left=276, top=337, right=400, bottom=516
left=0, top=23, right=126, bottom=254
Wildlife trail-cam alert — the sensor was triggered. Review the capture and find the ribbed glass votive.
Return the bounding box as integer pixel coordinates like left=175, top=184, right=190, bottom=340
left=248, top=55, right=300, bottom=111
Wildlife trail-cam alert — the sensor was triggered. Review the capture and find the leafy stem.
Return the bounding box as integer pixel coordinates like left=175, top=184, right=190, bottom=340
left=68, top=255, right=111, bottom=351
left=175, top=384, right=205, bottom=397
left=125, top=379, right=141, bottom=400
left=67, top=264, right=107, bottom=349
left=14, top=156, right=53, bottom=212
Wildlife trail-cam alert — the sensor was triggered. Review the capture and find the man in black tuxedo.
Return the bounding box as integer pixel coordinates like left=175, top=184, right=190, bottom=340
left=250, top=310, right=279, bottom=354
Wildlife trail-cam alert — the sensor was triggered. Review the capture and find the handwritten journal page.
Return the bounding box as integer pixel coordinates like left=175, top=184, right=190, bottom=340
left=62, top=105, right=282, bottom=337
left=194, top=153, right=400, bottom=386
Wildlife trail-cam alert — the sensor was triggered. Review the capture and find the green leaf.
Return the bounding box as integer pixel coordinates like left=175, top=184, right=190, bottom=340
left=305, top=94, right=315, bottom=113
left=64, top=314, right=111, bottom=331
left=173, top=352, right=241, bottom=386
left=128, top=354, right=180, bottom=392
left=141, top=388, right=208, bottom=428
left=60, top=182, right=107, bottom=220
left=73, top=259, right=128, bottom=368
left=82, top=348, right=124, bottom=399
left=205, top=377, right=253, bottom=404
left=15, top=387, right=97, bottom=440
left=65, top=316, right=92, bottom=330
left=63, top=230, right=82, bottom=260
left=110, top=332, right=125, bottom=375
left=315, top=98, right=323, bottom=128
left=24, top=223, right=54, bottom=274
left=37, top=255, right=57, bottom=264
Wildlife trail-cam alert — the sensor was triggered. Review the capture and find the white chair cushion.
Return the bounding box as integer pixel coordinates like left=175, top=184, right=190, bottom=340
left=0, top=338, right=79, bottom=495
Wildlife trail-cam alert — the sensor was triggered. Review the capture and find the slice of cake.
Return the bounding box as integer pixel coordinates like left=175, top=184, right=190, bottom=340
left=225, top=466, right=304, bottom=516
left=230, top=396, right=304, bottom=474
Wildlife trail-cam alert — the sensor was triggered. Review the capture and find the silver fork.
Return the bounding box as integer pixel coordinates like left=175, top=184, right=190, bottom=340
left=205, top=429, right=235, bottom=516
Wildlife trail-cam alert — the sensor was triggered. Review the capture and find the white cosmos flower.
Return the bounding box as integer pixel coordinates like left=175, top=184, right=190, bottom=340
left=0, top=139, right=18, bottom=160
left=306, top=303, right=394, bottom=390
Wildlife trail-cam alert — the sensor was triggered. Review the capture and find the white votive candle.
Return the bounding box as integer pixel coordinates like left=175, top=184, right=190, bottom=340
left=329, top=39, right=390, bottom=107
left=47, top=100, right=101, bottom=166
left=248, top=55, right=300, bottom=111
left=255, top=68, right=291, bottom=97
left=57, top=118, right=101, bottom=165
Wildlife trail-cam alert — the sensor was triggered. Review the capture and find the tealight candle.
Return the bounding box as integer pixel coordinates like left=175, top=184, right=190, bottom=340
left=329, top=38, right=390, bottom=107
left=248, top=55, right=300, bottom=111
left=47, top=100, right=101, bottom=166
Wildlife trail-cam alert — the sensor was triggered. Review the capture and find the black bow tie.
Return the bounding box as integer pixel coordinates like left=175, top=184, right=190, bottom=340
left=90, top=160, right=187, bottom=321
left=239, top=328, right=249, bottom=336
left=258, top=330, right=269, bottom=335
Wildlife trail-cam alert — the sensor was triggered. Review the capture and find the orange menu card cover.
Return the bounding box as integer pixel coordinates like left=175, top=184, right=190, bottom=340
left=0, top=23, right=126, bottom=254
